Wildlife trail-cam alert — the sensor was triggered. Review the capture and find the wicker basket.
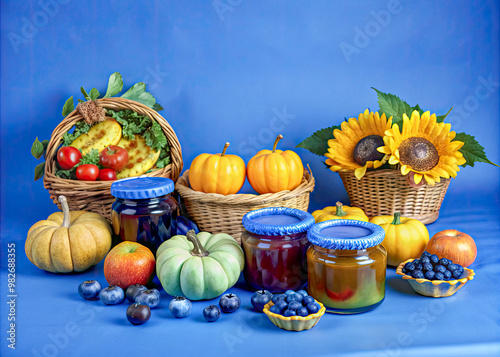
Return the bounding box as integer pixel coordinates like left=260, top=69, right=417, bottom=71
left=338, top=169, right=449, bottom=224
left=44, top=97, right=183, bottom=219
left=176, top=168, right=315, bottom=242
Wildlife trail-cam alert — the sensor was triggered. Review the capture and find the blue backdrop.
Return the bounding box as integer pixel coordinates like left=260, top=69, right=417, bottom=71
left=1, top=1, right=499, bottom=356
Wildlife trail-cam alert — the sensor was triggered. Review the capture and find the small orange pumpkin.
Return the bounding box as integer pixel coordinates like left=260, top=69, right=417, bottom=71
left=189, top=142, right=246, bottom=195
left=247, top=135, right=304, bottom=194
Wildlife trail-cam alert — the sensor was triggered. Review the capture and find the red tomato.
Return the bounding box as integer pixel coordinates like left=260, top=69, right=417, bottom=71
left=100, top=146, right=129, bottom=172
left=76, top=164, right=99, bottom=181
left=57, top=146, right=82, bottom=170
left=99, top=168, right=117, bottom=181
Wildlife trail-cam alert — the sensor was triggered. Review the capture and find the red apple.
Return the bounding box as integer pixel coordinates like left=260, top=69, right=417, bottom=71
left=426, top=229, right=477, bottom=267
left=104, top=242, right=156, bottom=289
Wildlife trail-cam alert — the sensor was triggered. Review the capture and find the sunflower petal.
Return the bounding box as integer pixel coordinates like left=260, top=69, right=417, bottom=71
left=354, top=165, right=368, bottom=180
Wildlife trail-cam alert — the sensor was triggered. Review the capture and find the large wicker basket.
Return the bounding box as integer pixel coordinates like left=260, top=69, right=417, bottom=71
left=44, top=97, right=183, bottom=219
left=338, top=169, right=449, bottom=224
left=176, top=168, right=315, bottom=242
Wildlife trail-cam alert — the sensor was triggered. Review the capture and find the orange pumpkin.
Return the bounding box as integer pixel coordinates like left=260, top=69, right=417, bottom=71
left=189, top=142, right=246, bottom=195
left=247, top=135, right=304, bottom=194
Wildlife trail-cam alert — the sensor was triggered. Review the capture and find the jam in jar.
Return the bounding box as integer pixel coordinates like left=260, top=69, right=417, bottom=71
left=241, top=207, right=315, bottom=293
left=307, top=219, right=387, bottom=314
left=110, top=177, right=177, bottom=255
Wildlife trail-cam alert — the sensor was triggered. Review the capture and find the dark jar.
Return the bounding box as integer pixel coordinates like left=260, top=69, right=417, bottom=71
left=241, top=207, right=315, bottom=293
left=307, top=219, right=387, bottom=314
left=110, top=177, right=177, bottom=255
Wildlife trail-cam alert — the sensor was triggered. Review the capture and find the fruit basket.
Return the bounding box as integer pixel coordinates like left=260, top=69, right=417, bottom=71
left=339, top=169, right=449, bottom=224
left=44, top=97, right=183, bottom=219
left=175, top=167, right=315, bottom=243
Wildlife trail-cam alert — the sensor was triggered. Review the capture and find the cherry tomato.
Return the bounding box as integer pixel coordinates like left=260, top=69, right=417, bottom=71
left=99, top=168, right=117, bottom=181
left=57, top=146, right=82, bottom=170
left=76, top=164, right=99, bottom=181
left=99, top=146, right=129, bottom=172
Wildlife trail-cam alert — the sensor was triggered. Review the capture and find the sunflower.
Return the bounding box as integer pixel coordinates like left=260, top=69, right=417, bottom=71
left=325, top=109, right=392, bottom=179
left=377, top=110, right=466, bottom=185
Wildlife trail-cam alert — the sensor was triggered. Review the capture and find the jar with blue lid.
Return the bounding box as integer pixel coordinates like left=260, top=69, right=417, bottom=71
left=307, top=219, right=387, bottom=314
left=241, top=207, right=315, bottom=293
left=110, top=177, right=177, bottom=255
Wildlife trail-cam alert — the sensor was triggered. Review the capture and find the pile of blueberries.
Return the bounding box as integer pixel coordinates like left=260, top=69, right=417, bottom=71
left=269, top=290, right=321, bottom=317
left=402, top=251, right=465, bottom=281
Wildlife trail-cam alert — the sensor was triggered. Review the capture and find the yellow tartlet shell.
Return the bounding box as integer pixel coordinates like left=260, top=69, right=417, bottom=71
left=263, top=300, right=326, bottom=331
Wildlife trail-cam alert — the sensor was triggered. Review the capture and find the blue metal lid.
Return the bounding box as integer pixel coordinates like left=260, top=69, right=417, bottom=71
left=307, top=219, right=385, bottom=250
left=110, top=176, right=174, bottom=200
left=242, top=207, right=315, bottom=236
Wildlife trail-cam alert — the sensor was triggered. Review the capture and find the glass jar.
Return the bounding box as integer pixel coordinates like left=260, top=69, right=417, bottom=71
left=110, top=177, right=177, bottom=255
left=307, top=219, right=387, bottom=314
left=241, top=207, right=315, bottom=293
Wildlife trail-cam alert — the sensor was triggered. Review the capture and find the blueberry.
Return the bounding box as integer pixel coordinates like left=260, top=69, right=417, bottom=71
left=434, top=264, right=446, bottom=274
left=435, top=272, right=445, bottom=280
left=169, top=296, right=192, bottom=318
left=430, top=254, right=439, bottom=265
left=275, top=300, right=288, bottom=312
left=284, top=290, right=295, bottom=296
left=456, top=265, right=464, bottom=274
left=251, top=290, right=273, bottom=312
left=404, top=262, right=416, bottom=272
left=296, top=290, right=308, bottom=298
left=99, top=285, right=125, bottom=305
left=439, top=258, right=450, bottom=267
left=411, top=270, right=424, bottom=279
left=443, top=270, right=452, bottom=280
left=413, top=259, right=420, bottom=266
left=78, top=280, right=102, bottom=301
left=422, top=263, right=433, bottom=272
left=288, top=301, right=302, bottom=311
left=269, top=305, right=282, bottom=314
left=421, top=251, right=431, bottom=258
left=424, top=271, right=435, bottom=280
left=415, top=263, right=423, bottom=270
left=126, top=284, right=147, bottom=303
left=203, top=305, right=221, bottom=322
left=297, top=307, right=309, bottom=316
left=302, top=296, right=315, bottom=306
left=272, top=294, right=286, bottom=304
left=135, top=289, right=160, bottom=309
left=452, top=270, right=463, bottom=279
left=306, top=303, right=320, bottom=314
left=421, top=256, right=431, bottom=264
left=447, top=264, right=459, bottom=272
left=286, top=293, right=302, bottom=303
left=283, top=309, right=297, bottom=317
left=402, top=268, right=407, bottom=274
left=219, top=293, right=241, bottom=313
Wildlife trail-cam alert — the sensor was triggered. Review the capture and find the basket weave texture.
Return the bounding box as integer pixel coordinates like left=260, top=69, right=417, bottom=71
left=339, top=169, right=449, bottom=224
left=43, top=98, right=183, bottom=219
left=176, top=168, right=315, bottom=242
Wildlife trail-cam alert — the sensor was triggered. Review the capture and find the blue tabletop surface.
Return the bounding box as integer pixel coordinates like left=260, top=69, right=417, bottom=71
left=1, top=193, right=499, bottom=357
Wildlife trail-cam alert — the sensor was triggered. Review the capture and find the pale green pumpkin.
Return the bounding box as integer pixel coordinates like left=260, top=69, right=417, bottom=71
left=156, top=230, right=244, bottom=300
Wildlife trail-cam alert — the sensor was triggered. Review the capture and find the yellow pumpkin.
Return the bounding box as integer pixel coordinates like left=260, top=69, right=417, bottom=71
left=25, top=196, right=112, bottom=273
left=312, top=202, right=368, bottom=223
left=370, top=212, right=429, bottom=266
left=247, top=135, right=304, bottom=194
left=189, top=142, right=246, bottom=195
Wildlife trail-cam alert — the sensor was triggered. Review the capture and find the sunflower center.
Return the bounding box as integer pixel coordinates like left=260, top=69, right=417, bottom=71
left=353, top=135, right=385, bottom=166
left=399, top=137, right=439, bottom=171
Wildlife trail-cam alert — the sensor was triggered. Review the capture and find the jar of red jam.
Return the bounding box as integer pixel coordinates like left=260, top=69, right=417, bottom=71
left=110, top=177, right=177, bottom=255
left=241, top=207, right=315, bottom=293
left=307, top=219, right=386, bottom=314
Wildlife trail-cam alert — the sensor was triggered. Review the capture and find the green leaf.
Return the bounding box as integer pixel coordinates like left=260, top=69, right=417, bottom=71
left=42, top=140, right=49, bottom=150
left=107, top=109, right=152, bottom=140
left=34, top=162, right=45, bottom=181
left=77, top=99, right=85, bottom=103
left=437, top=107, right=453, bottom=123
left=411, top=104, right=424, bottom=115
left=296, top=125, right=340, bottom=156
left=372, top=88, right=412, bottom=130
left=121, top=82, right=156, bottom=108
left=89, top=88, right=100, bottom=101
left=153, top=103, right=164, bottom=111
left=103, top=72, right=124, bottom=98
left=81, top=87, right=90, bottom=100
left=143, top=120, right=168, bottom=152
left=62, top=96, right=74, bottom=117
left=454, top=132, right=499, bottom=168
left=79, top=148, right=100, bottom=166
left=31, top=137, right=44, bottom=159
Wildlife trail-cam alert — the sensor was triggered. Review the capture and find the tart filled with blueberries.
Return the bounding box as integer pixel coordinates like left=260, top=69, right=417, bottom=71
left=402, top=251, right=465, bottom=281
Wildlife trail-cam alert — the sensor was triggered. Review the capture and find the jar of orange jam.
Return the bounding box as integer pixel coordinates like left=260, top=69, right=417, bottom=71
left=306, top=219, right=386, bottom=314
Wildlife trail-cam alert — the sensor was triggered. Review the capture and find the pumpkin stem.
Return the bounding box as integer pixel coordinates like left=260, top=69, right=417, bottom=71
left=272, top=135, right=283, bottom=152
left=391, top=212, right=402, bottom=225
left=221, top=142, right=230, bottom=157
left=335, top=201, right=347, bottom=217
left=58, top=195, right=71, bottom=228
left=186, top=230, right=209, bottom=257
